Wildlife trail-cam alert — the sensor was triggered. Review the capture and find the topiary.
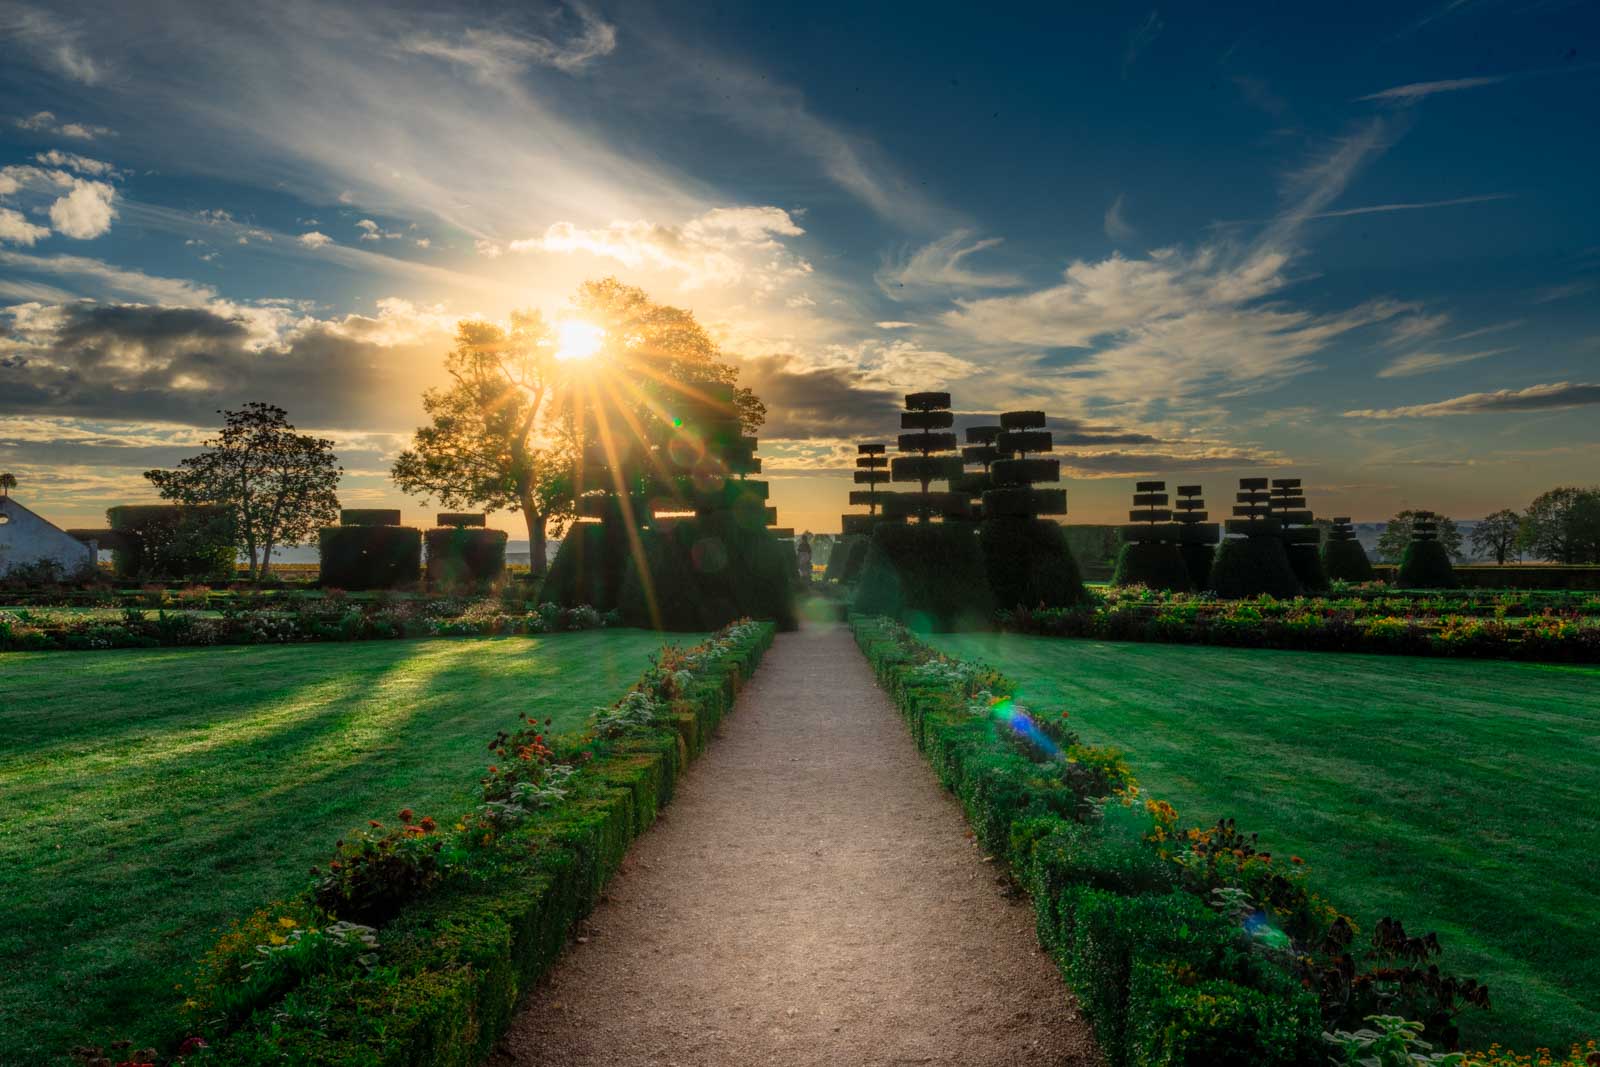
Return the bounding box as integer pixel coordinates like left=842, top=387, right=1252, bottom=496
left=980, top=519, right=1089, bottom=609
left=1397, top=539, right=1457, bottom=588
left=1322, top=539, right=1374, bottom=583
left=544, top=520, right=631, bottom=610
left=1208, top=536, right=1301, bottom=599
left=424, top=527, right=507, bottom=587
left=616, top=512, right=797, bottom=631
left=1285, top=544, right=1329, bottom=593
left=1112, top=541, right=1193, bottom=592
left=318, top=526, right=422, bottom=589
left=853, top=521, right=994, bottom=631
left=1180, top=542, right=1215, bottom=591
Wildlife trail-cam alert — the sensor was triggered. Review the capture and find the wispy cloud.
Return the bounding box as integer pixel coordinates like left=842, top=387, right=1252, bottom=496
left=876, top=230, right=1024, bottom=296
left=0, top=1, right=105, bottom=84
left=1358, top=74, right=1507, bottom=103
left=1308, top=193, right=1511, bottom=219
left=1344, top=381, right=1600, bottom=418
left=1532, top=280, right=1596, bottom=304
left=1376, top=346, right=1513, bottom=378
left=1104, top=193, right=1136, bottom=242
left=400, top=5, right=617, bottom=79
left=1123, top=10, right=1164, bottom=77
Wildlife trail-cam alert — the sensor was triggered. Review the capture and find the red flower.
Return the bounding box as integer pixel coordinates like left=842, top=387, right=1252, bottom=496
left=398, top=808, right=414, bottom=824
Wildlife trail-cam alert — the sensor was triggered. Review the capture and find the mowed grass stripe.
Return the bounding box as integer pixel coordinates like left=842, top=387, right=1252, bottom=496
left=930, top=633, right=1600, bottom=1052
left=0, top=631, right=679, bottom=1066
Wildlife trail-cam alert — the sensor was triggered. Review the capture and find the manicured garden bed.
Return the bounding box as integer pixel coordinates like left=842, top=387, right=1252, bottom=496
left=0, top=631, right=678, bottom=1065
left=929, top=630, right=1600, bottom=1052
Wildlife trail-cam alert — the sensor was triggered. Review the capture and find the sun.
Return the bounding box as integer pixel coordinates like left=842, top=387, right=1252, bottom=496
left=555, top=319, right=604, bottom=362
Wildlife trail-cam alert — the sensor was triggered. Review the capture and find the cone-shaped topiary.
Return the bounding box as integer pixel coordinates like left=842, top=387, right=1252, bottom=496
left=618, top=509, right=797, bottom=630
left=853, top=520, right=994, bottom=631
left=1396, top=510, right=1457, bottom=588
left=980, top=518, right=1090, bottom=609
left=1321, top=516, right=1374, bottom=583
left=1214, top=477, right=1301, bottom=598
left=1172, top=485, right=1218, bottom=590
left=1113, top=480, right=1190, bottom=591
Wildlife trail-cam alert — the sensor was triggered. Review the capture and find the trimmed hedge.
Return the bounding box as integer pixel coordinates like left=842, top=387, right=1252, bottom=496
left=853, top=521, right=994, bottom=630
left=1180, top=542, right=1214, bottom=591
left=424, top=527, right=507, bottom=587
left=851, top=617, right=1324, bottom=1066
left=616, top=513, right=797, bottom=631
left=181, top=621, right=776, bottom=1065
left=107, top=504, right=235, bottom=581
left=544, top=522, right=632, bottom=611
left=1398, top=540, right=1458, bottom=589
left=1321, top=538, right=1374, bottom=583
left=979, top=518, right=1089, bottom=609
left=1208, top=537, right=1301, bottom=599
left=340, top=509, right=402, bottom=527
left=1111, top=542, right=1192, bottom=592
left=318, top=526, right=422, bottom=590
left=822, top=534, right=861, bottom=583
left=1286, top=544, right=1330, bottom=593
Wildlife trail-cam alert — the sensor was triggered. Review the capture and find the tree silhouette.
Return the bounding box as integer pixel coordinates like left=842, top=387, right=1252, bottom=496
left=0, top=472, right=14, bottom=498
left=1470, top=509, right=1522, bottom=565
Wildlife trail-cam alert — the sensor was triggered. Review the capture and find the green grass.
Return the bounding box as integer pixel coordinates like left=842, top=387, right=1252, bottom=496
left=930, top=633, right=1600, bottom=1052
left=0, top=631, right=677, bottom=1065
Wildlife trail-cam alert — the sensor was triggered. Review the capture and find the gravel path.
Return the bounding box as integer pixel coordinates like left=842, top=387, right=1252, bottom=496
left=490, top=621, right=1099, bottom=1067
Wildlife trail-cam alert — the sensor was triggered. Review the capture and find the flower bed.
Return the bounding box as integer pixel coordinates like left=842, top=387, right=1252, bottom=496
left=1002, top=587, right=1600, bottom=664
left=69, top=620, right=774, bottom=1067
left=851, top=615, right=1517, bottom=1066
left=0, top=599, right=612, bottom=652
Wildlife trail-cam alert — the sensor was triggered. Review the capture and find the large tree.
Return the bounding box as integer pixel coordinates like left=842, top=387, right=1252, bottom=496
left=145, top=403, right=342, bottom=579
left=1518, top=486, right=1600, bottom=564
left=1376, top=510, right=1463, bottom=563
left=1469, top=509, right=1522, bottom=564
left=391, top=313, right=574, bottom=575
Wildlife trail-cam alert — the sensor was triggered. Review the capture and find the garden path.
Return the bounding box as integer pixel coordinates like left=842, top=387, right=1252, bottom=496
left=490, top=618, right=1098, bottom=1067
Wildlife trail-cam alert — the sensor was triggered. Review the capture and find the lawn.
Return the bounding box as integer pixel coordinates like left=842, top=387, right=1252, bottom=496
left=930, top=632, right=1600, bottom=1052
left=0, top=631, right=677, bottom=1064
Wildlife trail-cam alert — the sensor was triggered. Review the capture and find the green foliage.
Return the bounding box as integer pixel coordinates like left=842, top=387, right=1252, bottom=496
left=841, top=535, right=870, bottom=582
left=1208, top=537, right=1302, bottom=599
left=1128, top=961, right=1322, bottom=1067
left=822, top=533, right=860, bottom=583
left=1180, top=542, right=1215, bottom=590
left=1287, top=543, right=1330, bottom=593
left=853, top=521, right=994, bottom=631
left=1113, top=541, right=1193, bottom=592
left=144, top=403, right=342, bottom=580
left=340, top=509, right=400, bottom=526
left=1518, top=487, right=1600, bottom=564
left=107, top=504, right=236, bottom=581
left=616, top=513, right=797, bottom=631
left=1398, top=540, right=1457, bottom=589
left=1470, top=509, right=1523, bottom=565
left=423, top=527, right=507, bottom=587
left=317, top=525, right=422, bottom=590
left=1325, top=1015, right=1466, bottom=1066
left=1323, top=538, right=1375, bottom=582
left=980, top=518, right=1090, bottom=608
left=544, top=522, right=631, bottom=610
left=1379, top=512, right=1463, bottom=563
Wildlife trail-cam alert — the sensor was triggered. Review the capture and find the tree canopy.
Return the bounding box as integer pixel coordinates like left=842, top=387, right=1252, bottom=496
left=1377, top=510, right=1463, bottom=563
left=1518, top=486, right=1600, bottom=564
left=145, top=403, right=341, bottom=578
left=1469, top=509, right=1522, bottom=565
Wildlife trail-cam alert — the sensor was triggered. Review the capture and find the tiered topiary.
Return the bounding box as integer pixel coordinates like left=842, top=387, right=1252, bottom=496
left=1268, top=478, right=1328, bottom=592
left=978, top=411, right=1086, bottom=608
left=1112, top=481, right=1191, bottom=591
left=1396, top=510, right=1457, bottom=589
left=854, top=393, right=994, bottom=629
left=1172, top=485, right=1219, bottom=590
left=1208, top=477, right=1302, bottom=598
left=319, top=508, right=422, bottom=589
left=1321, top=516, right=1374, bottom=583
left=953, top=424, right=1006, bottom=520
left=424, top=512, right=506, bottom=587
left=827, top=443, right=894, bottom=584
left=587, top=381, right=796, bottom=630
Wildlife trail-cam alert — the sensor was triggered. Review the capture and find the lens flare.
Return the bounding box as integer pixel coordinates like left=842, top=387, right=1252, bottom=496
left=988, top=697, right=1060, bottom=759
left=555, top=319, right=604, bottom=362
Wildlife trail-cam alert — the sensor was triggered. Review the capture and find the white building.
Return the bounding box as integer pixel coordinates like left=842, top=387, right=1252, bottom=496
left=0, top=497, right=96, bottom=578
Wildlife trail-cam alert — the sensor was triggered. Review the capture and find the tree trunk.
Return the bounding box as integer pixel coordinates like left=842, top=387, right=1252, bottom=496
left=525, top=507, right=548, bottom=578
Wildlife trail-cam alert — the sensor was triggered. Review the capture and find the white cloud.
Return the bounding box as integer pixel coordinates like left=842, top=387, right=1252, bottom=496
left=47, top=179, right=117, bottom=238
left=516, top=205, right=810, bottom=291
left=0, top=4, right=105, bottom=84
left=355, top=218, right=402, bottom=241
left=0, top=207, right=50, bottom=246
left=414, top=237, right=430, bottom=248
left=13, top=110, right=112, bottom=139
left=1533, top=280, right=1595, bottom=304
left=1104, top=193, right=1136, bottom=242
left=1386, top=312, right=1451, bottom=345
left=0, top=250, right=217, bottom=304
left=1358, top=74, right=1508, bottom=103
left=1377, top=346, right=1513, bottom=378
left=474, top=238, right=503, bottom=258
left=819, top=338, right=978, bottom=392
left=876, top=230, right=1024, bottom=296
left=1345, top=382, right=1600, bottom=418
left=33, top=150, right=119, bottom=177
left=875, top=321, right=914, bottom=329
left=296, top=231, right=333, bottom=248
left=402, top=8, right=617, bottom=79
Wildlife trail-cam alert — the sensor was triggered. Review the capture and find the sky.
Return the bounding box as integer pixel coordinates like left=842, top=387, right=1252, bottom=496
left=1, top=0, right=1597, bottom=538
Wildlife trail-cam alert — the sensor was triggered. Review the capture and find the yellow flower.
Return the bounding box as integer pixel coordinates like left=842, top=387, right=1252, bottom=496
left=268, top=933, right=287, bottom=946
left=277, top=916, right=298, bottom=929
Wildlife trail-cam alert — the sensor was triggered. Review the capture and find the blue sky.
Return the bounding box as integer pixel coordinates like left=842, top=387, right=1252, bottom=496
left=1, top=0, right=1597, bottom=535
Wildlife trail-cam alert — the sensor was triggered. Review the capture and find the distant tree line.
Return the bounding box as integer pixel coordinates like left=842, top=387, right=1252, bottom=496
left=1376, top=487, right=1600, bottom=565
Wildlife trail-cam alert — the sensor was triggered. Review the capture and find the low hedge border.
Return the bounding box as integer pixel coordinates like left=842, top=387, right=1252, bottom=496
left=78, top=620, right=775, bottom=1066
left=849, top=614, right=1503, bottom=1066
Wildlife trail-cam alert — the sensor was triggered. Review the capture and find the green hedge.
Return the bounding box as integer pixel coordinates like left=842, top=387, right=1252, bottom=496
left=979, top=518, right=1089, bottom=608
left=850, top=617, right=1323, bottom=1066
left=107, top=504, right=235, bottom=581
left=1286, top=544, right=1329, bottom=593
left=184, top=622, right=775, bottom=1065
left=822, top=534, right=861, bottom=583
left=544, top=522, right=632, bottom=611
left=1321, top=539, right=1374, bottom=583
left=340, top=509, right=402, bottom=527
left=424, top=527, right=507, bottom=587
left=1398, top=540, right=1457, bottom=589
left=1111, top=542, right=1192, bottom=592
left=616, top=513, right=797, bottom=631
left=318, top=526, right=423, bottom=590
left=1180, top=542, right=1214, bottom=591
left=1208, top=537, right=1301, bottom=599
left=853, top=521, right=994, bottom=630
